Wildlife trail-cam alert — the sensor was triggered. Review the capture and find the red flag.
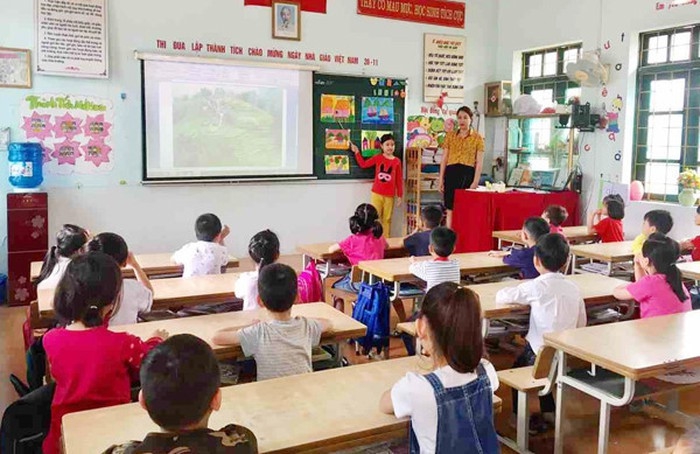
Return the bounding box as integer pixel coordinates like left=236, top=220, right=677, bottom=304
left=244, top=0, right=326, bottom=13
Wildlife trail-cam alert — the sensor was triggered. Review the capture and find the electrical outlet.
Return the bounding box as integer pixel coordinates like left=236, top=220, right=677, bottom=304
left=0, top=127, right=10, bottom=151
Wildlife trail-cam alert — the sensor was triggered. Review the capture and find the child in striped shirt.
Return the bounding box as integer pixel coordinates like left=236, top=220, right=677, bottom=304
left=409, top=227, right=461, bottom=291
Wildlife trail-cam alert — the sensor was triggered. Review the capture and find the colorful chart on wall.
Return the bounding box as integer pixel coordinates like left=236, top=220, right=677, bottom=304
left=320, top=94, right=355, bottom=123
left=361, top=97, right=394, bottom=124
left=324, top=154, right=350, bottom=175
left=19, top=94, right=114, bottom=174
left=313, top=73, right=406, bottom=180
left=406, top=115, right=455, bottom=148
left=325, top=129, right=351, bottom=150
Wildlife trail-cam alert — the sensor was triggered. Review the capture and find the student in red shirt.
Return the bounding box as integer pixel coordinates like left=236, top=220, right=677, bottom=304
left=42, top=252, right=168, bottom=454
left=680, top=205, right=700, bottom=261
left=351, top=134, right=403, bottom=235
left=587, top=194, right=625, bottom=242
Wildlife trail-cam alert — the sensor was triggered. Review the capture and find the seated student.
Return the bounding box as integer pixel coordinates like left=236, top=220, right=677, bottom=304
left=404, top=205, right=443, bottom=257
left=489, top=217, right=550, bottom=279
left=495, top=234, right=586, bottom=431
left=680, top=205, right=700, bottom=261
left=212, top=264, right=331, bottom=381
left=408, top=226, right=460, bottom=292
left=542, top=205, right=568, bottom=237
left=236, top=230, right=280, bottom=311
left=36, top=224, right=89, bottom=290
left=173, top=213, right=230, bottom=278
left=104, top=334, right=257, bottom=453
left=613, top=233, right=691, bottom=318
left=42, top=252, right=167, bottom=454
left=631, top=209, right=674, bottom=255
left=87, top=232, right=153, bottom=326
left=380, top=282, right=500, bottom=453
left=588, top=194, right=625, bottom=242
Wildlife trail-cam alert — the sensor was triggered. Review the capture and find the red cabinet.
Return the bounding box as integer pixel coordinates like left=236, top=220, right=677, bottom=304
left=7, top=193, right=48, bottom=306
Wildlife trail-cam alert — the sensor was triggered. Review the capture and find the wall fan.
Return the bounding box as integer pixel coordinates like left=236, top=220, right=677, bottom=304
left=565, top=50, right=609, bottom=87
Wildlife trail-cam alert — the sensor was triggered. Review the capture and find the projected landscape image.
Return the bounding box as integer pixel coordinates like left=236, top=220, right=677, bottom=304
left=171, top=83, right=284, bottom=168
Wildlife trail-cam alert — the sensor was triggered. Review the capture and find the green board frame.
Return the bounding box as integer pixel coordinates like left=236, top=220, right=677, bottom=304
left=313, top=73, right=407, bottom=180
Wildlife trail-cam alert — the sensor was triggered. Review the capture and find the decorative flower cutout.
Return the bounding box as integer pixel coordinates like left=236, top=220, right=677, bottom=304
left=21, top=112, right=53, bottom=141
left=82, top=138, right=112, bottom=167
left=53, top=112, right=83, bottom=140
left=83, top=114, right=112, bottom=139
left=51, top=138, right=82, bottom=165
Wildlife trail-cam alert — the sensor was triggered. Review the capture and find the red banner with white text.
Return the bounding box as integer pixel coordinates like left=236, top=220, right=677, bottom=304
left=244, top=0, right=327, bottom=13
left=357, top=0, right=465, bottom=28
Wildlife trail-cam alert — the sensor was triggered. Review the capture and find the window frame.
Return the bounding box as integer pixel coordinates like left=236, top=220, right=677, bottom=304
left=521, top=43, right=582, bottom=106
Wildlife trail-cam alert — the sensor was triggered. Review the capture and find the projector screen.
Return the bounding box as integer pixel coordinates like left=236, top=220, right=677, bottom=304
left=141, top=57, right=314, bottom=181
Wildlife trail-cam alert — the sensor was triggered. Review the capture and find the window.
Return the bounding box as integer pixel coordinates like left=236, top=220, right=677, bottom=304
left=521, top=43, right=582, bottom=106
left=632, top=24, right=700, bottom=200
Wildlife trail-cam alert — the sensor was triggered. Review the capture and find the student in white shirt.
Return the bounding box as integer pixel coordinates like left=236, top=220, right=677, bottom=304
left=380, top=282, right=500, bottom=454
left=408, top=226, right=461, bottom=292
left=236, top=230, right=280, bottom=311
left=36, top=224, right=89, bottom=290
left=495, top=233, right=586, bottom=432
left=87, top=232, right=153, bottom=326
left=172, top=213, right=230, bottom=278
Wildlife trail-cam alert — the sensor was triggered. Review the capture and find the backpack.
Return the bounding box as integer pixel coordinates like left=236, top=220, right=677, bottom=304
left=297, top=260, right=324, bottom=303
left=0, top=382, right=55, bottom=454
left=351, top=282, right=390, bottom=356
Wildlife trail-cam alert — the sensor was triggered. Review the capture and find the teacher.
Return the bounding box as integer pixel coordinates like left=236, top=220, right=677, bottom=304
left=439, top=106, right=485, bottom=228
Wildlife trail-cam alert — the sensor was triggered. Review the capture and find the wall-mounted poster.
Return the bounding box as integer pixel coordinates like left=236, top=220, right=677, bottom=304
left=0, top=48, right=32, bottom=88
left=424, top=33, right=466, bottom=103
left=35, top=0, right=109, bottom=78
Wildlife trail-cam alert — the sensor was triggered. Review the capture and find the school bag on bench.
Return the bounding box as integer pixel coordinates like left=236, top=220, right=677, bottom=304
left=351, top=281, right=390, bottom=357
left=0, top=382, right=55, bottom=454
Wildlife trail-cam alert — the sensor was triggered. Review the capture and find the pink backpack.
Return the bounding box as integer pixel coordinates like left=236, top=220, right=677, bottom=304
left=297, top=260, right=324, bottom=303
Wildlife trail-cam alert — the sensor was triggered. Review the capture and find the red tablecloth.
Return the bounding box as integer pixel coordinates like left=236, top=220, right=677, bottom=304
left=452, top=190, right=580, bottom=253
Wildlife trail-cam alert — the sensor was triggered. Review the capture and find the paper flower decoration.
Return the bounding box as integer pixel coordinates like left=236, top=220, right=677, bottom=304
left=51, top=138, right=82, bottom=165
left=21, top=112, right=53, bottom=141
left=83, top=114, right=112, bottom=139
left=82, top=138, right=112, bottom=167
left=53, top=112, right=83, bottom=140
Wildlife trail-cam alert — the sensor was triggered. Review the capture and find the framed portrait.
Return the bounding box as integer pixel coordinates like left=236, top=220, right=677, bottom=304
left=0, top=47, right=32, bottom=88
left=272, top=1, right=301, bottom=41
left=484, top=81, right=512, bottom=116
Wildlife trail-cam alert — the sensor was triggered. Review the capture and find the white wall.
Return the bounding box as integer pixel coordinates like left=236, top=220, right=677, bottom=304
left=0, top=0, right=499, bottom=274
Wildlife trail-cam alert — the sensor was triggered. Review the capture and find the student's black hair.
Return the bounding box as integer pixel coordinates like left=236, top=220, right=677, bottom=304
left=87, top=232, right=129, bottom=266
left=421, top=205, right=444, bottom=229
left=380, top=133, right=395, bottom=144
left=140, top=334, right=220, bottom=431
left=644, top=209, right=674, bottom=234
left=603, top=194, right=625, bottom=220
left=53, top=252, right=122, bottom=327
left=697, top=204, right=700, bottom=215
left=544, top=205, right=568, bottom=227
left=642, top=233, right=686, bottom=302
left=36, top=224, right=88, bottom=286
left=248, top=229, right=280, bottom=270
left=349, top=203, right=383, bottom=239
left=431, top=226, right=457, bottom=258
left=195, top=213, right=222, bottom=242
left=534, top=233, right=570, bottom=272
left=523, top=216, right=550, bottom=242
left=257, top=263, right=298, bottom=312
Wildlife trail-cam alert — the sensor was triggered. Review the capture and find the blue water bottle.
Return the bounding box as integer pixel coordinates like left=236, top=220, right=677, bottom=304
left=8, top=142, right=44, bottom=190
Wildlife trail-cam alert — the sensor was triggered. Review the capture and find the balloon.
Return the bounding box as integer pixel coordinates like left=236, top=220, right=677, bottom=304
left=630, top=180, right=644, bottom=201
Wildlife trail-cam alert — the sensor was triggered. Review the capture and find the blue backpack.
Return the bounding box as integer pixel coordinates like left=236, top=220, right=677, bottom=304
left=352, top=282, right=390, bottom=356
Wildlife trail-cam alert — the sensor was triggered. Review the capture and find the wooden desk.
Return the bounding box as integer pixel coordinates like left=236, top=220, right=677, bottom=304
left=678, top=261, right=700, bottom=281
left=30, top=253, right=239, bottom=282
left=493, top=226, right=597, bottom=248
left=570, top=241, right=634, bottom=274
left=62, top=356, right=502, bottom=454
left=545, top=311, right=700, bottom=454
left=112, top=303, right=365, bottom=360
left=38, top=272, right=242, bottom=317
left=297, top=237, right=407, bottom=278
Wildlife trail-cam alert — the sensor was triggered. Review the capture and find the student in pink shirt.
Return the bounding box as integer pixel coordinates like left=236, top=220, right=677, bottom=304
left=613, top=233, right=691, bottom=318
left=329, top=203, right=387, bottom=313
left=42, top=252, right=168, bottom=454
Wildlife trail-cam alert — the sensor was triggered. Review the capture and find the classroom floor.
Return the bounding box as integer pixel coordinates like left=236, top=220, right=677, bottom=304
left=0, top=293, right=693, bottom=453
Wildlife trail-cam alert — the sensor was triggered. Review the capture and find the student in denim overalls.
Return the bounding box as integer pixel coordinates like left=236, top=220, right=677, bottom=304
left=380, top=282, right=500, bottom=453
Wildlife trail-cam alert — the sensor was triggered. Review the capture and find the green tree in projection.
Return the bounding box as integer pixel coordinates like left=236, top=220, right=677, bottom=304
left=172, top=85, right=284, bottom=168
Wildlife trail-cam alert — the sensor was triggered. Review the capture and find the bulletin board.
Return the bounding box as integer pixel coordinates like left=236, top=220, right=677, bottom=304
left=312, top=73, right=407, bottom=180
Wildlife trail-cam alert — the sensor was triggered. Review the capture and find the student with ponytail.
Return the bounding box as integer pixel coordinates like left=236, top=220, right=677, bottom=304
left=237, top=229, right=280, bottom=311
left=329, top=203, right=388, bottom=312
left=42, top=252, right=167, bottom=454
left=613, top=233, right=691, bottom=318
left=36, top=224, right=89, bottom=289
